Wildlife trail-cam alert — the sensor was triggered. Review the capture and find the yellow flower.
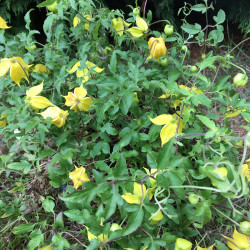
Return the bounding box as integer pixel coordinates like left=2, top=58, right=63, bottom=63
left=33, top=64, right=50, bottom=74
left=73, top=16, right=81, bottom=28
left=25, top=82, right=53, bottom=110
left=112, top=17, right=131, bottom=36
left=40, top=106, right=68, bottom=128
left=69, top=165, right=90, bottom=189
left=73, top=15, right=91, bottom=30
left=144, top=168, right=158, bottom=188
left=222, top=228, right=250, bottom=250
left=197, top=243, right=215, bottom=250
left=211, top=167, right=228, bottom=186
left=0, top=16, right=11, bottom=29
left=150, top=210, right=164, bottom=224
left=121, top=182, right=152, bottom=205
left=86, top=227, right=108, bottom=243
left=174, top=238, right=192, bottom=250
left=63, top=85, right=92, bottom=112
left=127, top=15, right=148, bottom=37
left=38, top=246, right=53, bottom=250
left=149, top=114, right=183, bottom=146
left=110, top=223, right=122, bottom=231
left=0, top=114, right=7, bottom=128
left=148, top=37, right=167, bottom=61
left=0, top=57, right=31, bottom=86
left=242, top=159, right=250, bottom=182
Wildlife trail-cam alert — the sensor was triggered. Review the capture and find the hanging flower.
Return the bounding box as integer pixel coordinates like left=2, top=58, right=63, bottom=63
left=73, top=15, right=91, bottom=30
left=211, top=167, right=228, bottom=186
left=197, top=243, right=215, bottom=250
left=33, top=64, right=50, bottom=74
left=69, top=166, right=90, bottom=189
left=63, top=85, right=92, bottom=112
left=25, top=82, right=53, bottom=110
left=0, top=57, right=31, bottom=86
left=242, top=159, right=250, bottom=182
left=0, top=16, right=11, bottom=29
left=174, top=238, right=192, bottom=250
left=144, top=168, right=158, bottom=188
left=112, top=17, right=131, bottom=36
left=40, top=106, right=68, bottom=128
left=149, top=114, right=183, bottom=146
left=222, top=228, right=250, bottom=250
left=127, top=15, right=148, bottom=37
left=150, top=210, right=164, bottom=224
left=148, top=37, right=167, bottom=61
left=121, top=182, right=152, bottom=205
left=73, top=16, right=81, bottom=28
left=0, top=114, right=7, bottom=128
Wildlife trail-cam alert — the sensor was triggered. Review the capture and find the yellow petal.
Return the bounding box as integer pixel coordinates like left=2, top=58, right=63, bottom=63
left=149, top=114, right=173, bottom=125
left=33, top=64, right=49, bottom=74
left=159, top=94, right=167, bottom=99
left=15, top=57, right=32, bottom=69
left=232, top=228, right=250, bottom=249
left=87, top=228, right=98, bottom=241
left=112, top=18, right=124, bottom=36
left=86, top=61, right=104, bottom=73
left=242, top=163, right=250, bottom=182
left=0, top=59, right=11, bottom=76
left=136, top=15, right=148, bottom=32
left=160, top=123, right=177, bottom=146
left=38, top=246, right=53, bottom=250
left=127, top=27, right=144, bottom=37
left=197, top=243, right=215, bottom=250
left=63, top=92, right=76, bottom=107
left=73, top=16, right=81, bottom=28
left=26, top=82, right=44, bottom=97
left=133, top=182, right=147, bottom=198
left=97, top=234, right=108, bottom=243
left=0, top=114, right=7, bottom=128
left=68, top=61, right=81, bottom=74
left=175, top=238, right=192, bottom=250
left=121, top=193, right=141, bottom=204
left=77, top=97, right=92, bottom=111
left=10, top=60, right=29, bottom=86
left=225, top=110, right=242, bottom=118
left=74, top=85, right=87, bottom=99
left=0, top=16, right=11, bottom=29
left=151, top=210, right=163, bottom=223
left=110, top=223, right=122, bottom=231
left=28, top=96, right=54, bottom=110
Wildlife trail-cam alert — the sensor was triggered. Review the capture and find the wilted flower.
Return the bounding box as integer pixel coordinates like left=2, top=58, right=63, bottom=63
left=69, top=165, right=90, bottom=189
left=40, top=106, right=68, bottom=128
left=121, top=182, right=152, bottom=205
left=147, top=37, right=167, bottom=61
left=150, top=210, right=164, bottom=224
left=197, top=243, right=215, bottom=250
left=149, top=114, right=183, bottom=146
left=242, top=159, right=250, bottom=182
left=0, top=114, right=7, bottom=128
left=211, top=167, right=228, bottom=186
left=222, top=228, right=250, bottom=250
left=112, top=17, right=131, bottom=36
left=0, top=16, right=11, bottom=29
left=127, top=15, right=148, bottom=37
left=25, top=82, right=53, bottom=110
left=63, top=85, right=92, bottom=112
left=174, top=238, right=192, bottom=250
left=33, top=64, right=50, bottom=74
left=0, top=57, right=31, bottom=86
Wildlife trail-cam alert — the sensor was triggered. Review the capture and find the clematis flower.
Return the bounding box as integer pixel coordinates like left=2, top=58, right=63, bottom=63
left=0, top=114, right=7, bottom=128
left=127, top=15, right=148, bottom=37
left=112, top=17, right=131, bottom=36
left=40, top=106, right=68, bottom=128
left=86, top=226, right=108, bottom=243
left=197, top=243, right=215, bottom=250
left=25, top=82, right=53, bottom=110
left=149, top=114, right=183, bottom=146
left=63, top=85, right=92, bottom=112
left=110, top=223, right=122, bottom=232
left=121, top=182, right=152, bottom=205
left=0, top=57, right=31, bottom=86
left=148, top=37, right=167, bottom=61
left=33, top=64, right=50, bottom=74
left=68, top=60, right=104, bottom=83
left=242, top=159, right=250, bottom=182
left=0, top=16, right=11, bottom=29
left=144, top=168, right=158, bottom=188
left=174, top=238, right=192, bottom=250
left=69, top=165, right=90, bottom=189
left=150, top=210, right=164, bottom=224
left=73, top=14, right=91, bottom=30
left=222, top=228, right=250, bottom=250
left=211, top=167, right=228, bottom=186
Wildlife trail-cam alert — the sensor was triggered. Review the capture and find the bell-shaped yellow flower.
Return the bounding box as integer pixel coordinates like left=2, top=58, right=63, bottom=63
left=150, top=210, right=164, bottom=224
left=73, top=16, right=81, bottom=28
left=148, top=37, right=167, bottom=61
left=0, top=57, right=31, bottom=86
left=73, top=15, right=91, bottom=30
left=242, top=159, right=250, bottom=182
left=197, top=243, right=215, bottom=250
left=0, top=16, right=11, bottom=29
left=149, top=114, right=183, bottom=146
left=144, top=168, right=158, bottom=188
left=127, top=15, right=148, bottom=37
left=40, top=106, right=68, bottom=128
left=0, top=114, right=7, bottom=128
left=121, top=182, right=152, bottom=205
left=112, top=17, right=131, bottom=36
left=25, top=82, right=53, bottom=110
left=222, top=228, right=250, bottom=250
left=174, top=238, right=192, bottom=250
left=33, top=64, right=50, bottom=74
left=211, top=167, right=228, bottom=186
left=63, top=85, right=92, bottom=112
left=69, top=165, right=90, bottom=189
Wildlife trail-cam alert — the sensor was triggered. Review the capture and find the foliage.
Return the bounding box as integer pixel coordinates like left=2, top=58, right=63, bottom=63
left=0, top=0, right=249, bottom=249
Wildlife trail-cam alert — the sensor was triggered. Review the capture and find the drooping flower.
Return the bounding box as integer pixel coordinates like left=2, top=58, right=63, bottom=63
left=148, top=37, right=167, bottom=61
left=0, top=114, right=7, bottom=128
left=174, top=238, right=192, bottom=250
left=63, top=85, right=92, bottom=112
left=40, top=106, right=68, bottom=128
left=197, top=243, right=215, bottom=250
left=0, top=16, right=11, bottom=29
left=211, top=167, right=228, bottom=186
left=33, top=64, right=50, bottom=74
left=121, top=182, right=152, bottom=205
left=25, top=82, right=53, bottom=110
left=112, top=17, right=131, bottom=36
left=144, top=168, right=158, bottom=188
left=69, top=166, right=90, bottom=189
left=222, top=228, right=250, bottom=250
left=73, top=15, right=91, bottom=30
left=149, top=114, right=183, bottom=146
left=127, top=15, right=148, bottom=37
left=150, top=210, right=164, bottom=224
left=73, top=16, right=81, bottom=28
left=0, top=57, right=31, bottom=86
left=242, top=159, right=250, bottom=182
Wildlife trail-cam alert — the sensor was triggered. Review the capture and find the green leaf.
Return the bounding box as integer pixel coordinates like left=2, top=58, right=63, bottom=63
left=214, top=10, right=226, bottom=24
left=191, top=4, right=206, bottom=13
left=37, top=0, right=56, bottom=7
left=52, top=234, right=70, bottom=249
left=12, top=223, right=35, bottom=235
left=122, top=208, right=144, bottom=236
left=196, top=56, right=219, bottom=70
left=120, top=90, right=133, bottom=115
left=215, top=241, right=229, bottom=250
left=147, top=151, right=158, bottom=169
left=112, top=154, right=128, bottom=178
left=27, top=234, right=44, bottom=250
left=196, top=115, right=216, bottom=130
left=104, top=194, right=119, bottom=220
left=42, top=198, right=55, bottom=213
left=64, top=210, right=85, bottom=224
left=157, top=139, right=175, bottom=169
left=82, top=209, right=103, bottom=235
left=156, top=173, right=169, bottom=189
left=54, top=212, right=64, bottom=230
left=181, top=23, right=201, bottom=34
left=109, top=51, right=117, bottom=74
left=167, top=171, right=185, bottom=199
left=195, top=94, right=212, bottom=108
left=7, top=160, right=31, bottom=174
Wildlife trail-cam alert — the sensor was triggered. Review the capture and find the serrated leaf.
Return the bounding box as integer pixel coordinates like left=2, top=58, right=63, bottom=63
left=157, top=139, right=175, bottom=169
left=37, top=0, right=56, bottom=7
left=109, top=51, right=117, bottom=74
left=12, top=223, right=35, bottom=235
left=42, top=198, right=55, bottom=213
left=112, top=153, right=128, bottom=178
left=197, top=115, right=216, bottom=130
left=27, top=234, right=44, bottom=250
